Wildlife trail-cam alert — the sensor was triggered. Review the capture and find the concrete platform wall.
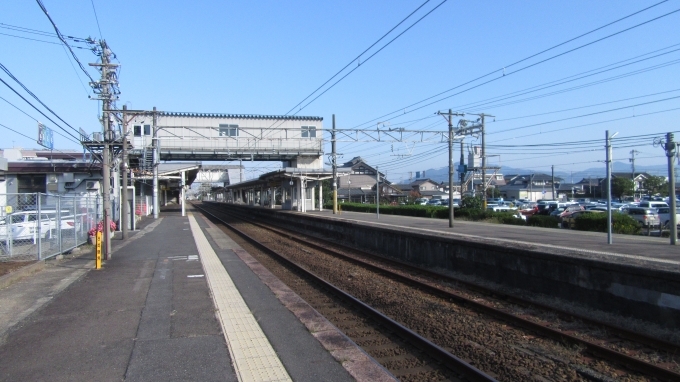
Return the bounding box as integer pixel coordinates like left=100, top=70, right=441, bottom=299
left=211, top=203, right=680, bottom=328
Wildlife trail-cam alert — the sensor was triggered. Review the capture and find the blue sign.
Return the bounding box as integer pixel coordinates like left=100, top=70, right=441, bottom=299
left=37, top=123, right=54, bottom=150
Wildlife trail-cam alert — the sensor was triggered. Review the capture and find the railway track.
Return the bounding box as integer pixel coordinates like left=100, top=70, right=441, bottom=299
left=195, top=202, right=680, bottom=381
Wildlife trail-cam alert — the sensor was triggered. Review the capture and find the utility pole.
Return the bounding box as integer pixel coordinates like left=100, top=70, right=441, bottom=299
left=663, top=133, right=677, bottom=245
left=152, top=107, right=159, bottom=219
left=460, top=139, right=465, bottom=193
left=122, top=105, right=129, bottom=240
left=89, top=40, right=119, bottom=260
left=438, top=109, right=464, bottom=228
left=605, top=130, right=618, bottom=245
left=332, top=114, right=338, bottom=214
left=461, top=113, right=493, bottom=206
left=447, top=109, right=455, bottom=227
left=630, top=149, right=639, bottom=197
left=376, top=165, right=380, bottom=219
left=551, top=165, right=556, bottom=200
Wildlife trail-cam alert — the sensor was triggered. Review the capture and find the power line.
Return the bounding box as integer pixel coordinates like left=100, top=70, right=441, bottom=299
left=352, top=3, right=679, bottom=129
left=0, top=122, right=82, bottom=157
left=261, top=0, right=447, bottom=136
left=490, top=88, right=680, bottom=123
left=0, top=22, right=90, bottom=41
left=488, top=106, right=680, bottom=143
left=0, top=77, right=80, bottom=142
left=90, top=0, right=103, bottom=40
left=488, top=95, right=680, bottom=135
left=454, top=44, right=680, bottom=114
left=61, top=44, right=92, bottom=96
left=364, top=42, right=680, bottom=138
left=35, top=0, right=96, bottom=84
left=283, top=0, right=435, bottom=116
left=0, top=95, right=81, bottom=144
left=0, top=62, right=82, bottom=136
left=294, top=0, right=448, bottom=116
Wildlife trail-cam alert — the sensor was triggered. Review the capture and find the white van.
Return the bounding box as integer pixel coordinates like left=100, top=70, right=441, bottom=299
left=638, top=201, right=668, bottom=209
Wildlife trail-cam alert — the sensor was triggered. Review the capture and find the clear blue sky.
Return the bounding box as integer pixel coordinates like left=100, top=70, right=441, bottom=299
left=1, top=0, right=679, bottom=182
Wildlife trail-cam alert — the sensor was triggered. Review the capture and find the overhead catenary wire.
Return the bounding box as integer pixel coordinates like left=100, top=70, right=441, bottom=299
left=282, top=0, right=435, bottom=117
left=352, top=3, right=680, bottom=129
left=487, top=95, right=680, bottom=135
left=489, top=106, right=680, bottom=143
left=453, top=45, right=680, bottom=114
left=361, top=42, right=680, bottom=138
left=260, top=0, right=448, bottom=137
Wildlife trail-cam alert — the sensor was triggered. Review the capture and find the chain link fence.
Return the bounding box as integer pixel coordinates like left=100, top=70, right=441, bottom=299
left=0, top=193, right=100, bottom=262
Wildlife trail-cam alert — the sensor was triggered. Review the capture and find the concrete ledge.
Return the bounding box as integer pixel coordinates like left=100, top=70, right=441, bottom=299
left=215, top=203, right=680, bottom=329
left=0, top=261, right=45, bottom=290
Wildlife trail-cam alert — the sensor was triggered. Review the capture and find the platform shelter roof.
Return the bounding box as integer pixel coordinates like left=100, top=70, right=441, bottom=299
left=224, top=167, right=351, bottom=190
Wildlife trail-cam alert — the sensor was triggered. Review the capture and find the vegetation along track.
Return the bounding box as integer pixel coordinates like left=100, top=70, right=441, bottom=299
left=195, top=202, right=680, bottom=381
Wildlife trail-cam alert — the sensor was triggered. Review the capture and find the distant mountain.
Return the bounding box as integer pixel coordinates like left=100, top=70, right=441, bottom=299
left=402, top=162, right=669, bottom=184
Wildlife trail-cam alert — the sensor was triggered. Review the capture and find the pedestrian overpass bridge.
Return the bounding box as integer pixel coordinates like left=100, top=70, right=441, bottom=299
left=128, top=111, right=324, bottom=168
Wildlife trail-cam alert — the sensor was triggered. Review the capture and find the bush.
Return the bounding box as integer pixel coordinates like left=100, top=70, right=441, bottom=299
left=527, top=215, right=560, bottom=228
left=574, top=212, right=641, bottom=234
left=461, top=196, right=482, bottom=209
left=495, top=214, right=527, bottom=226
left=327, top=203, right=526, bottom=224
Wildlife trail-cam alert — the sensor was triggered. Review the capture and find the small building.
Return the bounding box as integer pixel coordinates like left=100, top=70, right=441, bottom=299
left=499, top=174, right=562, bottom=201
left=0, top=148, right=103, bottom=197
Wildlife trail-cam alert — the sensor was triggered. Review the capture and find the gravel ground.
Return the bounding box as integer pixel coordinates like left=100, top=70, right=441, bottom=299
left=223, top=218, right=666, bottom=382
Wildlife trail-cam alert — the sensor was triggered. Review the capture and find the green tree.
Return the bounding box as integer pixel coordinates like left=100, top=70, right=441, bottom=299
left=486, top=187, right=501, bottom=198
left=461, top=195, right=482, bottom=209
left=610, top=178, right=634, bottom=199
left=409, top=190, right=421, bottom=204
left=644, top=175, right=668, bottom=196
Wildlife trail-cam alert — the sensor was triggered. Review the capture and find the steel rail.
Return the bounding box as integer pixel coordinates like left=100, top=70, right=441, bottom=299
left=202, top=202, right=680, bottom=382
left=193, top=203, right=497, bottom=382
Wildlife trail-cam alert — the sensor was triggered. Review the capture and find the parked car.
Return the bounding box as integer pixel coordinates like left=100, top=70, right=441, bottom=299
left=415, top=198, right=428, bottom=205
left=536, top=201, right=560, bottom=215
left=638, top=201, right=668, bottom=209
left=627, top=207, right=660, bottom=227
left=558, top=204, right=584, bottom=218
left=487, top=205, right=517, bottom=212
left=561, top=210, right=604, bottom=229
left=518, top=203, right=538, bottom=217
left=427, top=199, right=442, bottom=206
left=549, top=207, right=568, bottom=217
left=657, top=206, right=680, bottom=228
left=0, top=209, right=82, bottom=243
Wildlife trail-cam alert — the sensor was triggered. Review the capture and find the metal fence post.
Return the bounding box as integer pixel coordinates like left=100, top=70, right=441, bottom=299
left=73, top=196, right=78, bottom=246
left=57, top=195, right=62, bottom=255
left=37, top=193, right=42, bottom=260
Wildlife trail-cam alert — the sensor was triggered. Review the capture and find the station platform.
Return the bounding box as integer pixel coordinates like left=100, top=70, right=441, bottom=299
left=0, top=206, right=393, bottom=381
left=303, top=208, right=680, bottom=267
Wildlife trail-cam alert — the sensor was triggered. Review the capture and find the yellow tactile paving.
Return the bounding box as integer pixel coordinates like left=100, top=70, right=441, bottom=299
left=188, top=213, right=292, bottom=382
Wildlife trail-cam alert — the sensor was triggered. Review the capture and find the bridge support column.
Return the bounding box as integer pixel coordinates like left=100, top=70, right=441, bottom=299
left=318, top=182, right=323, bottom=211
left=260, top=185, right=264, bottom=207
left=270, top=187, right=275, bottom=209
left=181, top=170, right=186, bottom=217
